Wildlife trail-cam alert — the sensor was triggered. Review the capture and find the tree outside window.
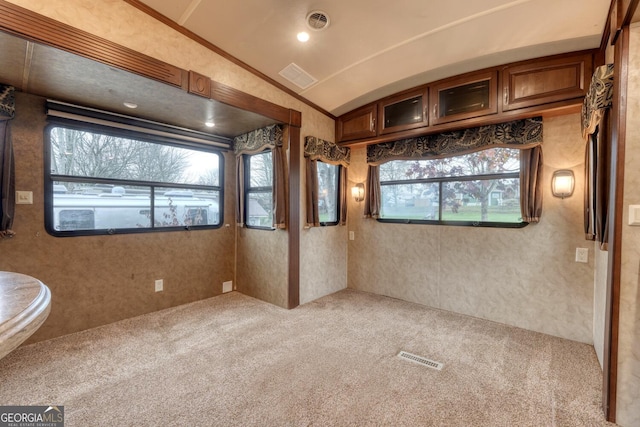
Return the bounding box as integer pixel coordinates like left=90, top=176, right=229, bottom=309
left=379, top=148, right=523, bottom=226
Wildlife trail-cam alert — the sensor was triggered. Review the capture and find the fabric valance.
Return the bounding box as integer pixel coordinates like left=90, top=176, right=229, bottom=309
left=233, top=124, right=284, bottom=155
left=0, top=85, right=15, bottom=121
left=366, top=117, right=543, bottom=165
left=581, top=64, right=614, bottom=140
left=304, top=136, right=350, bottom=167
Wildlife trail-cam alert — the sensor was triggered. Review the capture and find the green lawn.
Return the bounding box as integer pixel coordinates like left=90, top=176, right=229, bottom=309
left=382, top=203, right=521, bottom=222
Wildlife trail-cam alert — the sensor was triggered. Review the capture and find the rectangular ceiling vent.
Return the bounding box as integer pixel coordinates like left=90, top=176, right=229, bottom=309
left=397, top=351, right=443, bottom=370
left=278, top=63, right=317, bottom=89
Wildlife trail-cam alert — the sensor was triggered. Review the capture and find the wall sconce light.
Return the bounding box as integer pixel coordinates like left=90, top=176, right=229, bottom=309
left=552, top=170, right=575, bottom=199
left=352, top=183, right=365, bottom=202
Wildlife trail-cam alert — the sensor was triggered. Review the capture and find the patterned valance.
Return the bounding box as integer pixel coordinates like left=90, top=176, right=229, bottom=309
left=581, top=64, right=614, bottom=140
left=233, top=124, right=284, bottom=155
left=304, top=136, right=350, bottom=167
left=366, top=117, right=543, bottom=165
left=0, top=85, right=15, bottom=120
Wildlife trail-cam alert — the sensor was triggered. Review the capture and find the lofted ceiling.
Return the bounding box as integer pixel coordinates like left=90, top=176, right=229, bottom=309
left=137, top=0, right=611, bottom=116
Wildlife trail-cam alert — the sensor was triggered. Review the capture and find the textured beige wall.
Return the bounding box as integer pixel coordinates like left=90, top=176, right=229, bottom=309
left=299, top=122, right=348, bottom=305
left=615, top=23, right=640, bottom=427
left=1, top=92, right=236, bottom=342
left=347, top=114, right=594, bottom=343
left=236, top=228, right=289, bottom=308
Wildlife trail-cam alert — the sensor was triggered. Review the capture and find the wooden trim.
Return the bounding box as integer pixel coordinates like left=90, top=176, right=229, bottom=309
left=210, top=81, right=293, bottom=124
left=123, top=0, right=336, bottom=121
left=622, top=0, right=640, bottom=28
left=188, top=71, right=211, bottom=98
left=0, top=0, right=184, bottom=87
left=601, top=0, right=613, bottom=57
left=603, top=23, right=629, bottom=424
left=287, top=125, right=301, bottom=309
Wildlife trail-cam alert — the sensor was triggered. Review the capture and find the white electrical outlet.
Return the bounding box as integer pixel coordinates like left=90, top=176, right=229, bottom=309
left=349, top=231, right=355, bottom=241
left=155, top=279, right=163, bottom=292
left=222, top=281, right=233, bottom=293
left=15, top=191, right=33, bottom=205
left=575, top=248, right=589, bottom=263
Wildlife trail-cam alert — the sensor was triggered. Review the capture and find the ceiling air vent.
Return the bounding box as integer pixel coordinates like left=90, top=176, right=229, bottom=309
left=278, top=63, right=317, bottom=89
left=306, top=11, right=330, bottom=31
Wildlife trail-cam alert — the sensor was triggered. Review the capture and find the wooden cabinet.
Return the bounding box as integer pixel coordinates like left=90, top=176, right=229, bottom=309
left=430, top=70, right=498, bottom=125
left=336, top=103, right=377, bottom=142
left=378, top=87, right=428, bottom=135
left=336, top=49, right=596, bottom=146
left=501, top=52, right=592, bottom=111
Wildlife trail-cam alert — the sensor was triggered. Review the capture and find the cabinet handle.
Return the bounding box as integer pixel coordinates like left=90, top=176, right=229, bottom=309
left=371, top=117, right=376, bottom=132
left=433, top=104, right=438, bottom=118
left=504, top=87, right=509, bottom=104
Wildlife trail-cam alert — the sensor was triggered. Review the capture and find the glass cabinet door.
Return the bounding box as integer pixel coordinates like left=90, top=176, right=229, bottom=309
left=378, top=88, right=428, bottom=135
left=430, top=71, right=497, bottom=125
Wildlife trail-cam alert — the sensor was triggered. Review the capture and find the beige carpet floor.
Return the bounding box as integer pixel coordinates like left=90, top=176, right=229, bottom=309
left=0, top=289, right=615, bottom=426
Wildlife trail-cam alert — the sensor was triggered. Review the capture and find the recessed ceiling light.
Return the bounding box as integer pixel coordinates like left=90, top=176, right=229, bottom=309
left=297, top=32, right=310, bottom=42
left=123, top=101, right=137, bottom=109
left=205, top=121, right=215, bottom=128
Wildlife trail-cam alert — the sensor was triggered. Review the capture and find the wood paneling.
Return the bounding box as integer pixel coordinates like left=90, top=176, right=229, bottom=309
left=502, top=52, right=592, bottom=111
left=336, top=103, right=377, bottom=142
left=188, top=71, right=211, bottom=98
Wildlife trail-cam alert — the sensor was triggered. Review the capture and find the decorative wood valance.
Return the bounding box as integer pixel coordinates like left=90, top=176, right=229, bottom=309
left=304, top=136, right=350, bottom=167
left=233, top=124, right=284, bottom=155
left=0, top=85, right=15, bottom=120
left=366, top=117, right=543, bottom=165
left=581, top=64, right=614, bottom=140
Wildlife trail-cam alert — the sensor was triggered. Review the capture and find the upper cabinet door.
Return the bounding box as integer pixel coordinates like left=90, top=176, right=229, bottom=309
left=430, top=71, right=498, bottom=125
left=336, top=103, right=377, bottom=142
left=378, top=88, right=428, bottom=135
left=502, top=52, right=593, bottom=111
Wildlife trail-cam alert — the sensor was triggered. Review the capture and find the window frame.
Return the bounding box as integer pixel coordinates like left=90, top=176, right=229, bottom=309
left=44, top=120, right=225, bottom=237
left=316, top=160, right=341, bottom=227
left=377, top=151, right=528, bottom=229
left=243, top=151, right=274, bottom=230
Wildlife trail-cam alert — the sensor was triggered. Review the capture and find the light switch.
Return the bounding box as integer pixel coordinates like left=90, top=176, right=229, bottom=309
left=15, top=191, right=33, bottom=204
left=629, top=205, right=640, bottom=225
left=349, top=231, right=355, bottom=241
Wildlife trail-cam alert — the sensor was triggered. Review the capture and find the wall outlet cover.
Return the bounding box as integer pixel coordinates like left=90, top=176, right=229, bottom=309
left=223, top=281, right=233, bottom=293
left=15, top=191, right=33, bottom=205
left=575, top=248, right=589, bottom=263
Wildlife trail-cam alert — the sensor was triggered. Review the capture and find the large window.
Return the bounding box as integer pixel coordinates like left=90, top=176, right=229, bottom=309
left=378, top=148, right=525, bottom=227
left=244, top=151, right=274, bottom=229
left=45, top=124, right=223, bottom=236
left=316, top=161, right=340, bottom=226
